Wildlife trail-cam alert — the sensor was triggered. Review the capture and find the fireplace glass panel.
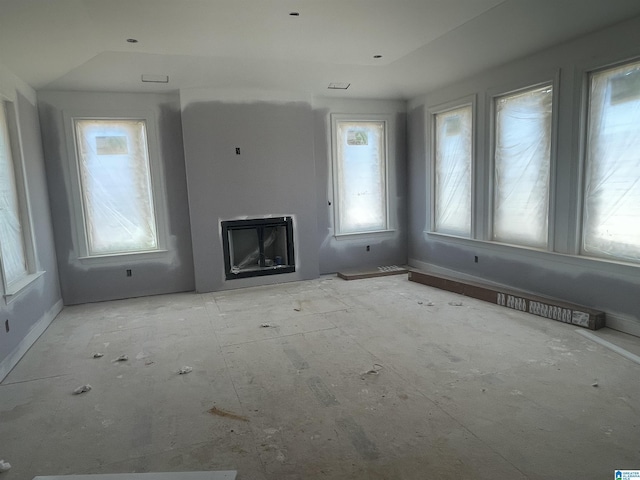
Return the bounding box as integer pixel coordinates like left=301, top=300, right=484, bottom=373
left=222, top=217, right=295, bottom=279
left=228, top=228, right=260, bottom=272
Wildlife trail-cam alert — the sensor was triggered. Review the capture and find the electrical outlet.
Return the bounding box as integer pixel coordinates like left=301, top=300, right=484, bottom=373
left=235, top=147, right=241, bottom=155
left=366, top=245, right=370, bottom=252
left=126, top=269, right=132, bottom=277
left=474, top=256, right=479, bottom=263
left=5, top=319, right=9, bottom=333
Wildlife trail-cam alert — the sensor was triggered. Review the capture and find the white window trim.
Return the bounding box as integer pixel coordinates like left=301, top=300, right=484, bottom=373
left=332, top=229, right=396, bottom=242
left=487, top=72, right=560, bottom=250
left=0, top=94, right=43, bottom=301
left=62, top=109, right=170, bottom=264
left=427, top=94, right=477, bottom=239
left=330, top=113, right=393, bottom=237
left=572, top=54, right=640, bottom=258
left=577, top=56, right=640, bottom=265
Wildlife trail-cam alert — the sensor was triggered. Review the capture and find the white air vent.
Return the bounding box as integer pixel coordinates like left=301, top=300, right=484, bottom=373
left=141, top=74, right=169, bottom=84
left=328, top=83, right=350, bottom=90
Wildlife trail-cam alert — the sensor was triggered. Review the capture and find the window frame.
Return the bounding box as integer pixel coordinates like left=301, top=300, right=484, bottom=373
left=488, top=76, right=559, bottom=250
left=579, top=57, right=640, bottom=264
left=63, top=110, right=169, bottom=264
left=330, top=113, right=392, bottom=237
left=428, top=95, right=476, bottom=239
left=0, top=95, right=42, bottom=299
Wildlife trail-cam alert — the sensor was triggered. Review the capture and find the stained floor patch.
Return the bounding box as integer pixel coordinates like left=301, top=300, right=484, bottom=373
left=306, top=376, right=339, bottom=406
left=336, top=416, right=380, bottom=460
left=208, top=406, right=249, bottom=422
left=283, top=347, right=309, bottom=370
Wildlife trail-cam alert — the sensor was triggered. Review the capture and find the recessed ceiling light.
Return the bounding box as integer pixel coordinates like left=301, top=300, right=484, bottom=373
left=126, top=38, right=138, bottom=43
left=289, top=12, right=300, bottom=16
left=373, top=55, right=382, bottom=59
left=328, top=83, right=350, bottom=90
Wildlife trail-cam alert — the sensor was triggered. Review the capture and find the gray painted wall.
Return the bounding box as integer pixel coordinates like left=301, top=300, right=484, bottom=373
left=0, top=69, right=62, bottom=374
left=181, top=97, right=319, bottom=292
left=313, top=98, right=407, bottom=274
left=38, top=91, right=194, bottom=305
left=408, top=16, right=640, bottom=334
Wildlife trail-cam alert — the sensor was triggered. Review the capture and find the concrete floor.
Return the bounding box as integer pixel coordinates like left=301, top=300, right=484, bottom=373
left=1, top=275, right=639, bottom=479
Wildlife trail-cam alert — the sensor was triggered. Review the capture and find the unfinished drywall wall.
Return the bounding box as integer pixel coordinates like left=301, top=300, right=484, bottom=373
left=408, top=16, right=640, bottom=335
left=313, top=98, right=407, bottom=274
left=180, top=91, right=319, bottom=292
left=0, top=63, right=62, bottom=379
left=38, top=91, right=194, bottom=305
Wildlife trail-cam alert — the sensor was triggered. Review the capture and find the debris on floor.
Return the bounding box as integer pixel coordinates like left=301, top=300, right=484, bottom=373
left=260, top=323, right=272, bottom=328
left=0, top=460, right=10, bottom=472
left=417, top=301, right=423, bottom=305
left=338, top=265, right=408, bottom=280
left=114, top=354, right=128, bottom=362
left=426, top=301, right=435, bottom=306
left=92, top=352, right=104, bottom=358
left=448, top=301, right=463, bottom=306
left=361, top=363, right=383, bottom=379
left=178, top=366, right=193, bottom=374
left=592, top=381, right=599, bottom=387
left=73, top=384, right=92, bottom=395
left=293, top=308, right=301, bottom=312
left=208, top=406, right=249, bottom=422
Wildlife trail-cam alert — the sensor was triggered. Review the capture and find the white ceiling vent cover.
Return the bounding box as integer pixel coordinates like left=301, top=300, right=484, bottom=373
left=141, top=74, right=169, bottom=83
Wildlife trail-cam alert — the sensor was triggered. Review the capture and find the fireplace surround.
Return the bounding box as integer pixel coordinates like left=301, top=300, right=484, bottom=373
left=221, top=217, right=295, bottom=280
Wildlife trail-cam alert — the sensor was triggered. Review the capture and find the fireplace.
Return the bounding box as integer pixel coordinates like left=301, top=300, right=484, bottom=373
left=221, top=217, right=295, bottom=280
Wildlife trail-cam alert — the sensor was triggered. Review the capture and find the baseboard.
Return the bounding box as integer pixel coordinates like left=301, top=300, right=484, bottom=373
left=605, top=313, right=640, bottom=338
left=408, top=259, right=510, bottom=289
left=0, top=298, right=63, bottom=382
left=408, top=259, right=639, bottom=337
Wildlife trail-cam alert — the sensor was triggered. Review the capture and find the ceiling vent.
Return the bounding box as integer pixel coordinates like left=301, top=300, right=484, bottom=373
left=141, top=74, right=169, bottom=84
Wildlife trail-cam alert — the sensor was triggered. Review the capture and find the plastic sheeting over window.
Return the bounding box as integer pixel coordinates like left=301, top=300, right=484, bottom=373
left=74, top=119, right=158, bottom=255
left=583, top=61, right=640, bottom=263
left=0, top=101, right=28, bottom=286
left=335, top=121, right=387, bottom=234
left=434, top=105, right=472, bottom=237
left=493, top=85, right=552, bottom=248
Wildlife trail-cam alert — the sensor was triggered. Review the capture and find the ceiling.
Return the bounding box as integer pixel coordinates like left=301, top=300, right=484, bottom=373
left=1, top=0, right=640, bottom=100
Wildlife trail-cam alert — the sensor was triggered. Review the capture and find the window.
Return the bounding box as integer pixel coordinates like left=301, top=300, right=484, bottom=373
left=0, top=99, right=36, bottom=292
left=492, top=84, right=553, bottom=248
left=332, top=117, right=388, bottom=235
left=72, top=118, right=159, bottom=256
left=433, top=104, right=473, bottom=237
left=582, top=61, right=640, bottom=263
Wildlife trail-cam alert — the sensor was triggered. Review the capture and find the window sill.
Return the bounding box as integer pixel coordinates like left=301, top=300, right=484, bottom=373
left=426, top=231, right=549, bottom=252
left=4, top=271, right=45, bottom=303
left=77, top=249, right=169, bottom=265
left=426, top=231, right=473, bottom=241
left=334, top=229, right=396, bottom=241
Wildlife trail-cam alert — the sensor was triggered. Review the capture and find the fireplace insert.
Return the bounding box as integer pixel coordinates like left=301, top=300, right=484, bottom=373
left=221, top=217, right=295, bottom=280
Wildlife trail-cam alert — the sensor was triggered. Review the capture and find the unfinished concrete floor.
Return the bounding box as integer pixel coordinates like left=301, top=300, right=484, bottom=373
left=1, top=275, right=639, bottom=479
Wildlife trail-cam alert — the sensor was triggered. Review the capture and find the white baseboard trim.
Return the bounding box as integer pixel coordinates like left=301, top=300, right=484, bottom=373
left=576, top=329, right=640, bottom=365
left=408, top=259, right=640, bottom=338
left=0, top=298, right=64, bottom=382
left=408, top=259, right=510, bottom=289
left=605, top=313, right=640, bottom=338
